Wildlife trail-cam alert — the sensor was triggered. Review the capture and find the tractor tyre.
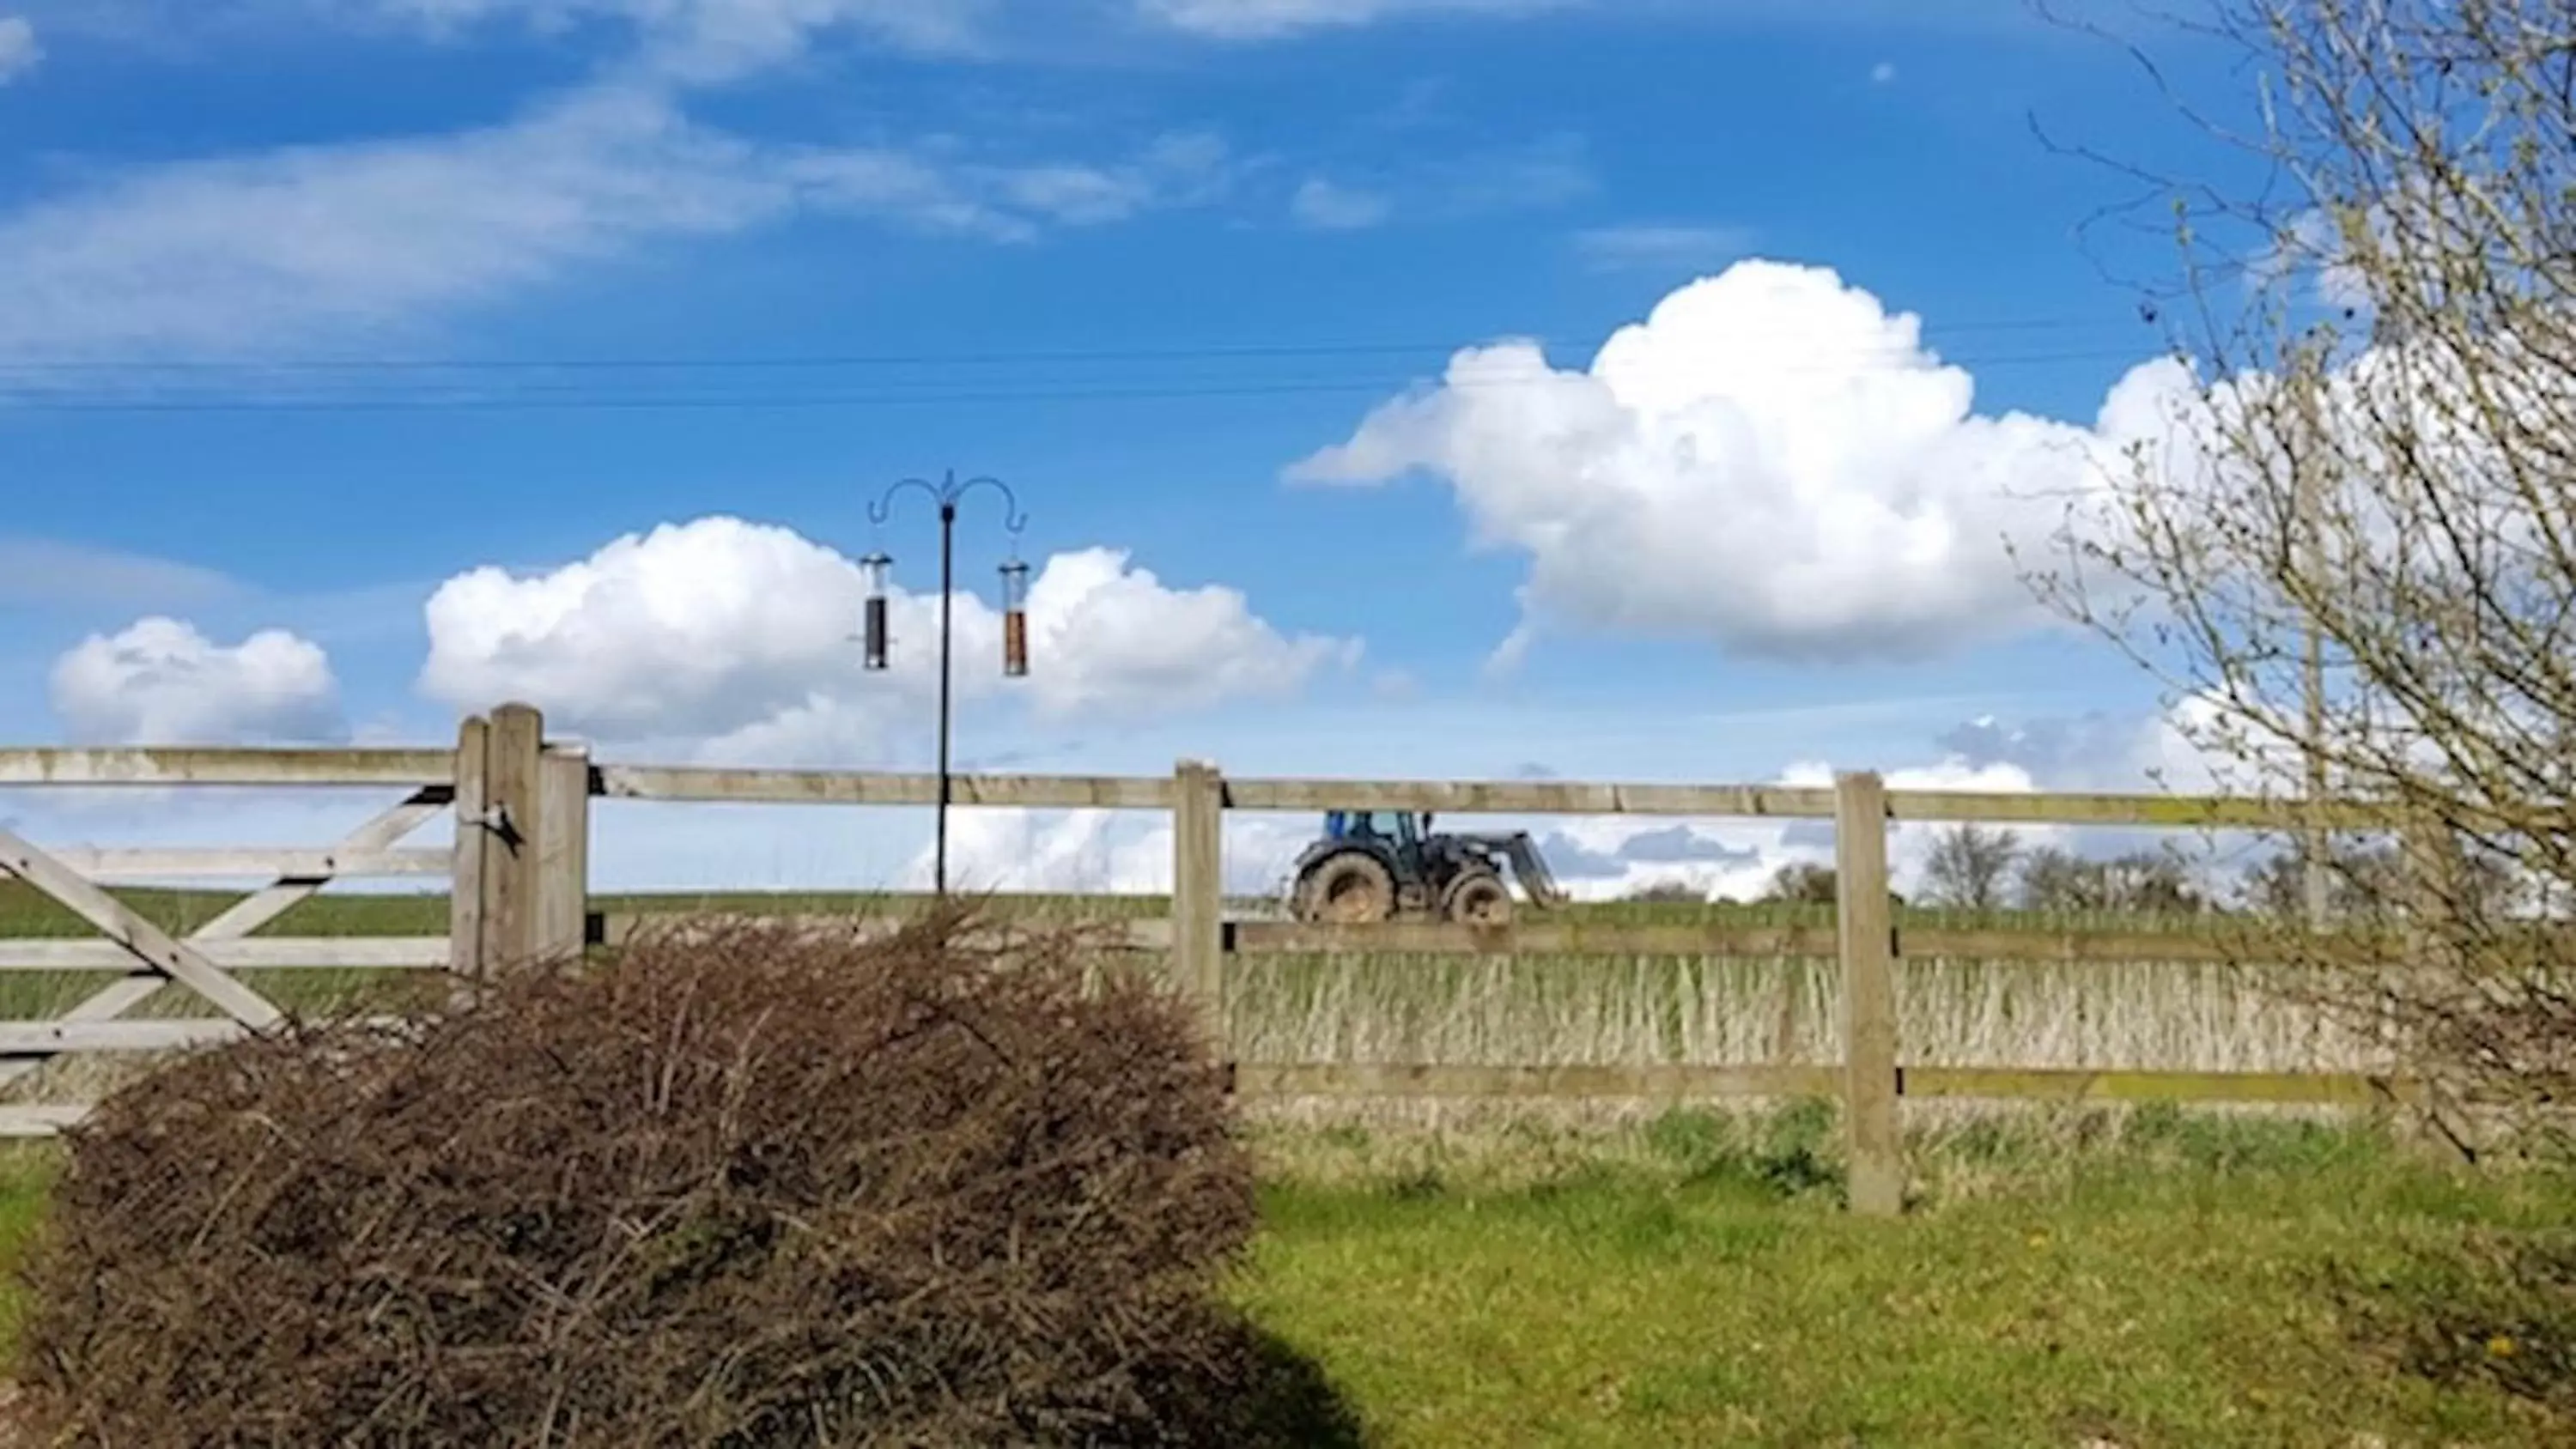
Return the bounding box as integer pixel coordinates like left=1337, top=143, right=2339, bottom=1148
left=1442, top=870, right=1514, bottom=927
left=1295, top=852, right=1398, bottom=924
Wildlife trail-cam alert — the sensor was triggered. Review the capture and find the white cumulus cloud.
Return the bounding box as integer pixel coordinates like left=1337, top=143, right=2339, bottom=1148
left=416, top=515, right=1355, bottom=761
left=1290, top=258, right=2183, bottom=663
left=49, top=617, right=344, bottom=744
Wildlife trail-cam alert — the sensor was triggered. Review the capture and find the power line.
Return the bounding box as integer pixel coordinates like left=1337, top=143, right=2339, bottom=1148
left=0, top=348, right=2166, bottom=415
left=0, top=315, right=2152, bottom=379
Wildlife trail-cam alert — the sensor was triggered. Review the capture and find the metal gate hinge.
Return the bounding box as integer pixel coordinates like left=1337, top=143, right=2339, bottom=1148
left=461, top=805, right=526, bottom=854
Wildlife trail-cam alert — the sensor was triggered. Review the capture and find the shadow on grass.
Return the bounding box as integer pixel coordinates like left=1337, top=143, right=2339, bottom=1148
left=1151, top=1319, right=1371, bottom=1447
left=1233, top=1325, right=1371, bottom=1447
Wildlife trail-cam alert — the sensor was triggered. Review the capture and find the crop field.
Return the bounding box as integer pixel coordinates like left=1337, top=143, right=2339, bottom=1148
left=0, top=881, right=2385, bottom=1086
left=0, top=882, right=2381, bottom=1076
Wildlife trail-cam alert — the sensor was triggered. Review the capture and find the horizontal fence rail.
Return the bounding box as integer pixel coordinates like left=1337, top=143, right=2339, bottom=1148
left=1232, top=1064, right=2417, bottom=1108
left=43, top=848, right=451, bottom=881
left=0, top=706, right=2492, bottom=1214
left=596, top=766, right=1179, bottom=809
left=0, top=940, right=453, bottom=971
left=0, top=749, right=458, bottom=788
left=594, top=766, right=2415, bottom=828
left=0, top=746, right=2474, bottom=830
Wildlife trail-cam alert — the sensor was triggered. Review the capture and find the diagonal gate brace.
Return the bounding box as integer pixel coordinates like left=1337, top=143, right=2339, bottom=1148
left=0, top=789, right=453, bottom=1082
left=0, top=826, right=284, bottom=1031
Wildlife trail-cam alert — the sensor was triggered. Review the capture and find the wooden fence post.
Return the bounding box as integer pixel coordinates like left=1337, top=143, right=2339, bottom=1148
left=1835, top=770, right=1904, bottom=1217
left=2400, top=805, right=2465, bottom=1052
left=478, top=702, right=547, bottom=973
left=535, top=739, right=592, bottom=962
left=1172, top=760, right=1227, bottom=1067
left=449, top=713, right=491, bottom=979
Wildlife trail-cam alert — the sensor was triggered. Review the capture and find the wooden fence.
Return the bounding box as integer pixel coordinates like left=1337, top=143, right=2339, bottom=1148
left=0, top=702, right=2449, bottom=1214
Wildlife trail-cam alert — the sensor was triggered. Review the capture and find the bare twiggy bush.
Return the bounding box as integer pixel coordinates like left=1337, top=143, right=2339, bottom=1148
left=2031, top=0, right=2576, bottom=1154
left=12, top=911, right=1265, bottom=1447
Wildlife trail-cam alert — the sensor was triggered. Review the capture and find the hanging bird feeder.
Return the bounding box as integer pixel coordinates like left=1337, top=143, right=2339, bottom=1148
left=999, top=556, right=1031, bottom=678
left=860, top=551, right=893, bottom=671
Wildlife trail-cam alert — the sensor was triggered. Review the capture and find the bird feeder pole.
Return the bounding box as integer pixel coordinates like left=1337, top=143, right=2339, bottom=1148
left=863, top=471, right=1029, bottom=896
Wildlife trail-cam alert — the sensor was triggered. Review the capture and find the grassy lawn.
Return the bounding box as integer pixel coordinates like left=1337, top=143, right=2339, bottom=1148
left=0, top=1110, right=2564, bottom=1446
left=1225, top=1108, right=2572, bottom=1447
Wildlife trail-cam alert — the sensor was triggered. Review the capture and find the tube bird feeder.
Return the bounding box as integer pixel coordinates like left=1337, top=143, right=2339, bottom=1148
left=999, top=558, right=1030, bottom=678
left=860, top=552, right=893, bottom=672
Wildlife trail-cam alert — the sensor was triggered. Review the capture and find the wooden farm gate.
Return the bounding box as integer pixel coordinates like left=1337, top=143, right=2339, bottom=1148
left=0, top=706, right=588, bottom=1136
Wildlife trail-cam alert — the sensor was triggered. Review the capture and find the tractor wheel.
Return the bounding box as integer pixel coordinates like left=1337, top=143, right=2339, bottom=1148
left=1442, top=870, right=1514, bottom=927
left=1296, top=852, right=1397, bottom=924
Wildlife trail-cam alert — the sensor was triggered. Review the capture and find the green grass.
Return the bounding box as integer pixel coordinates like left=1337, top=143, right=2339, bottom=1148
left=0, top=1149, right=48, bottom=1357
left=0, top=1113, right=2561, bottom=1444
left=1225, top=1109, right=2574, bottom=1446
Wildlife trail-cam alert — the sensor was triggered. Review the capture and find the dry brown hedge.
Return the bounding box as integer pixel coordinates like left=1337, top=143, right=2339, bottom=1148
left=15, top=912, right=1282, bottom=1446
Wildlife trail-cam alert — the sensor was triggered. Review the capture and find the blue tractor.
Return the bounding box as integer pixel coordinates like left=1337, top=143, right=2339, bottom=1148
left=1288, top=810, right=1568, bottom=925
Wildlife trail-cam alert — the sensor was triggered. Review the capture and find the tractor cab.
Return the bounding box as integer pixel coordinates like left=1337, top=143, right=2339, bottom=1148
left=1323, top=810, right=1431, bottom=846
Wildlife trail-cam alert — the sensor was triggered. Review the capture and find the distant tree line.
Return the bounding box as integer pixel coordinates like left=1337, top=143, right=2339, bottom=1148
left=1659, top=824, right=2542, bottom=919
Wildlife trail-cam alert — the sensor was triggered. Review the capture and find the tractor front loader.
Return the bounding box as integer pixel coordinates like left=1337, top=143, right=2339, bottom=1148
left=1287, top=811, right=1571, bottom=926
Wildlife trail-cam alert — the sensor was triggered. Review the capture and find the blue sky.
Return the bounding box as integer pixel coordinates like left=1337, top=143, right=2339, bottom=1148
left=0, top=0, right=2274, bottom=893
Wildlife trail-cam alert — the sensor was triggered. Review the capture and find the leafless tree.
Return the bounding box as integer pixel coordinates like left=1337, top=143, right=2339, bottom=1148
left=2027, top=0, right=2576, bottom=1151
left=1921, top=824, right=2023, bottom=910
left=1760, top=862, right=1907, bottom=911
left=2017, top=844, right=2211, bottom=915
left=2237, top=838, right=2405, bottom=918
left=1761, top=862, right=1842, bottom=907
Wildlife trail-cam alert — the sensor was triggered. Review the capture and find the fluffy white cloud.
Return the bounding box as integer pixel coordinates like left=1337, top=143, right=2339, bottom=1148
left=48, top=617, right=343, bottom=744
left=0, top=16, right=37, bottom=84
left=0, top=81, right=1226, bottom=359
left=1291, top=258, right=2186, bottom=662
left=1139, top=0, right=1563, bottom=39
left=417, top=515, right=1356, bottom=760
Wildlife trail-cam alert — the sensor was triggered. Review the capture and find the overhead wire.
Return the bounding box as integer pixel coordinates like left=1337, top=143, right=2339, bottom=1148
left=0, top=312, right=2148, bottom=379
left=0, top=357, right=2171, bottom=415
left=0, top=313, right=2176, bottom=415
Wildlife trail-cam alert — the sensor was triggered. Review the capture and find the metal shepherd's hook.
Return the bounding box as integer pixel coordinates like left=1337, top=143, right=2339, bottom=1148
left=860, top=470, right=1030, bottom=898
